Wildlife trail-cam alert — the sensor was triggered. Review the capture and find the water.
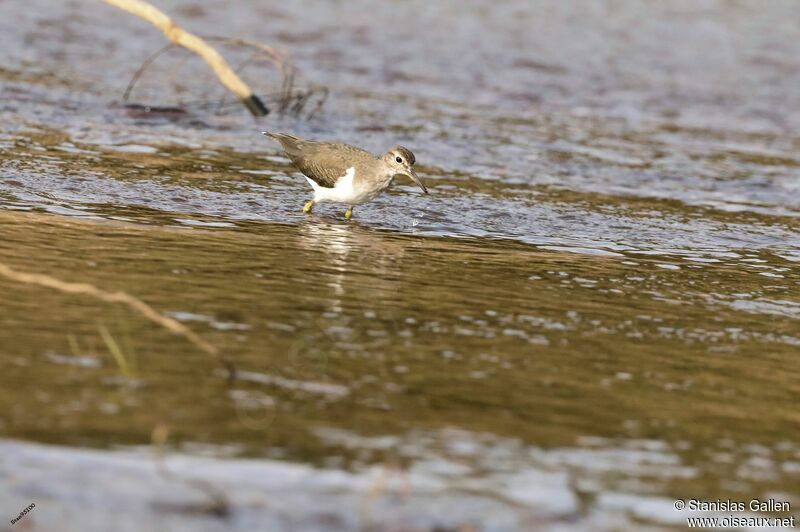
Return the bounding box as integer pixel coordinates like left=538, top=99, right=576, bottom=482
left=1, top=1, right=799, bottom=530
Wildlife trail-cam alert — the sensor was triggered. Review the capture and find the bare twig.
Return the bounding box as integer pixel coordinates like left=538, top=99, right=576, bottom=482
left=102, top=0, right=268, bottom=116
left=0, top=262, right=235, bottom=378
left=150, top=423, right=231, bottom=518
left=203, top=37, right=296, bottom=112
left=304, top=85, right=329, bottom=119
left=122, top=42, right=175, bottom=102
left=121, top=35, right=324, bottom=118
left=215, top=49, right=262, bottom=114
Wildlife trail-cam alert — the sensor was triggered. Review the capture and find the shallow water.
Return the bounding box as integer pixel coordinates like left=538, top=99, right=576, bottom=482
left=1, top=1, right=799, bottom=530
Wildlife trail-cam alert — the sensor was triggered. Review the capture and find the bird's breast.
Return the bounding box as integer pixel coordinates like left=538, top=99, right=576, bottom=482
left=310, top=168, right=393, bottom=204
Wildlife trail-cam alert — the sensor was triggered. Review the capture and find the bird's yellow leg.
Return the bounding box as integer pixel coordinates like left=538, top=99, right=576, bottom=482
left=344, top=206, right=353, bottom=220
left=303, top=200, right=314, bottom=214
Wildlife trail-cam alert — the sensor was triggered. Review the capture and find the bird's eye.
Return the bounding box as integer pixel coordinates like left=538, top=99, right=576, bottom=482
left=395, top=156, right=403, bottom=163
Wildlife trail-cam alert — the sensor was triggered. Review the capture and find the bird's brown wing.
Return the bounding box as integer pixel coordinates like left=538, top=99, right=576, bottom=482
left=266, top=133, right=376, bottom=188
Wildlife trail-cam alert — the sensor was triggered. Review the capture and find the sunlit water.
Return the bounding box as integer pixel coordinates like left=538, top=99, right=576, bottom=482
left=1, top=1, right=799, bottom=530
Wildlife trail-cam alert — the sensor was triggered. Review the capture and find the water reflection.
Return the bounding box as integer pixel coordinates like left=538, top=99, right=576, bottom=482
left=298, top=221, right=359, bottom=313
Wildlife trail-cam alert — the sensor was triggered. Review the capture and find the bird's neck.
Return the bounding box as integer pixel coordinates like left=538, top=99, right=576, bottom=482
left=366, top=169, right=395, bottom=190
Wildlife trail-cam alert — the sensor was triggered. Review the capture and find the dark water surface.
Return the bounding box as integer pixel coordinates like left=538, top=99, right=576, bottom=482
left=1, top=1, right=799, bottom=530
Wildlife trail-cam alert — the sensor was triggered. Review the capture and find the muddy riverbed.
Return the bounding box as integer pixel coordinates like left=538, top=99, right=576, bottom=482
left=1, top=1, right=799, bottom=530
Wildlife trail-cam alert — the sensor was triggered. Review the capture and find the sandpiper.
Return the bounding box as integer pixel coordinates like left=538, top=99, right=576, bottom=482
left=262, top=132, right=428, bottom=219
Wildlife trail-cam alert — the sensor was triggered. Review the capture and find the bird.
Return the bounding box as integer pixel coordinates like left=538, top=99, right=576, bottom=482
left=262, top=132, right=428, bottom=219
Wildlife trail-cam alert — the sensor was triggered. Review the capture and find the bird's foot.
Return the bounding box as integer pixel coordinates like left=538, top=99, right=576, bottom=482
left=344, top=207, right=353, bottom=220
left=303, top=200, right=314, bottom=214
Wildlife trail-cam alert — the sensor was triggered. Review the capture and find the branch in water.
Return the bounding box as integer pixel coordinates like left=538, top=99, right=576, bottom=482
left=102, top=0, right=268, bottom=116
left=0, top=261, right=235, bottom=378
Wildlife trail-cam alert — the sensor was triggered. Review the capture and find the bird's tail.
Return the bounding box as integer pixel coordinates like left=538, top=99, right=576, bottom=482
left=261, top=132, right=307, bottom=157
left=261, top=131, right=302, bottom=142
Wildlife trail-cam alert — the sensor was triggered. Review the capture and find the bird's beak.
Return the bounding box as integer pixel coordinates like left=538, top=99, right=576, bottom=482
left=403, top=168, right=428, bottom=194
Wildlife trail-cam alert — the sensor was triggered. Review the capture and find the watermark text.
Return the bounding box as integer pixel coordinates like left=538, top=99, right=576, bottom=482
left=10, top=502, right=35, bottom=525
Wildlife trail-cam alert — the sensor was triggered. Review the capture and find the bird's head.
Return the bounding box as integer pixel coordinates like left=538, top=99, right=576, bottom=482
left=383, top=146, right=427, bottom=194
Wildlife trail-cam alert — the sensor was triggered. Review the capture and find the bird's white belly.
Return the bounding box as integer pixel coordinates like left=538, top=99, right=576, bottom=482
left=306, top=167, right=387, bottom=205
